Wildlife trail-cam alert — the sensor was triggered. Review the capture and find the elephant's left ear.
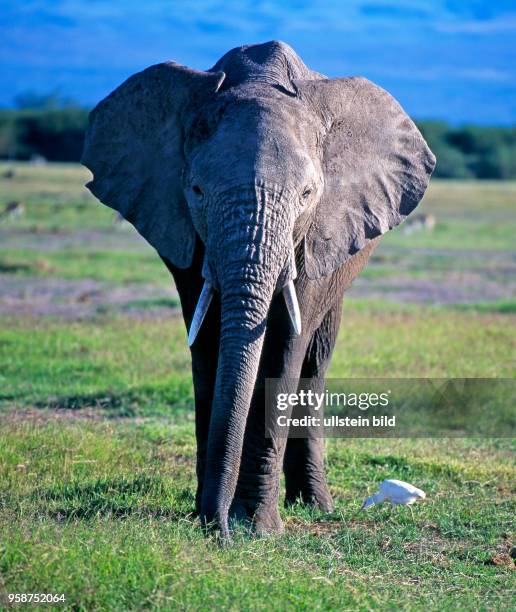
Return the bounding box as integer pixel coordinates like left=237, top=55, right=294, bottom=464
left=295, top=77, right=435, bottom=279
left=82, top=62, right=225, bottom=268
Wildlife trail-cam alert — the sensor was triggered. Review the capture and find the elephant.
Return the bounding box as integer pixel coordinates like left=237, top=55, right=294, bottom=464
left=81, top=41, right=435, bottom=538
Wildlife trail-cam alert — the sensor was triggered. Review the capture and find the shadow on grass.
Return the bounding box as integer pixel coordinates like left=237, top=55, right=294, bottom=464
left=0, top=260, right=32, bottom=273
left=363, top=454, right=413, bottom=471
left=95, top=297, right=181, bottom=316
left=0, top=393, right=17, bottom=401
left=360, top=453, right=463, bottom=481
left=121, top=297, right=181, bottom=310
left=453, top=299, right=516, bottom=314
left=33, top=386, right=193, bottom=417
left=34, top=392, right=136, bottom=416
left=33, top=474, right=195, bottom=520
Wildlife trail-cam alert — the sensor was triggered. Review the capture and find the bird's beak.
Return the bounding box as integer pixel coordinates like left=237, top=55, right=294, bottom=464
left=361, top=495, right=377, bottom=510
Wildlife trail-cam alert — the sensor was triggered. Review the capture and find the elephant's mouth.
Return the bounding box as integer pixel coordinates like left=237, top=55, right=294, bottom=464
left=188, top=250, right=301, bottom=347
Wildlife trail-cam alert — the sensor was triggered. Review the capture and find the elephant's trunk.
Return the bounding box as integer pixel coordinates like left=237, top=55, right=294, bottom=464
left=200, top=185, right=292, bottom=535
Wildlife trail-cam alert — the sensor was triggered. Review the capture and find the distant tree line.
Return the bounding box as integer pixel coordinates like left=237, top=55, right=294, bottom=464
left=0, top=107, right=88, bottom=162
left=417, top=121, right=516, bottom=179
left=0, top=97, right=514, bottom=179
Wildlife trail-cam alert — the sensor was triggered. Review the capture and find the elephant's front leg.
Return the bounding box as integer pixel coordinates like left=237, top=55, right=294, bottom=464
left=229, top=386, right=288, bottom=534
left=284, top=304, right=342, bottom=512
left=162, top=246, right=220, bottom=514
left=229, top=294, right=309, bottom=534
left=189, top=306, right=220, bottom=513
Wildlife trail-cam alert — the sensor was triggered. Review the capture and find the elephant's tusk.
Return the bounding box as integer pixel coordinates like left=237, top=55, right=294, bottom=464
left=282, top=280, right=302, bottom=336
left=188, top=280, right=214, bottom=347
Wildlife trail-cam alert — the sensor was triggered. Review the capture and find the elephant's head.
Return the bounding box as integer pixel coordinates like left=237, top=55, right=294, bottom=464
left=81, top=41, right=435, bottom=536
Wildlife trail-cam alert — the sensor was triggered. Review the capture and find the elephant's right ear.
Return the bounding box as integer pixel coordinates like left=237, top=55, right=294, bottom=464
left=81, top=63, right=225, bottom=268
left=294, top=77, right=435, bottom=280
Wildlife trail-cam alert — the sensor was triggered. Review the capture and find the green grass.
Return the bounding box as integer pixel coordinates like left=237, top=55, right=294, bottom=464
left=0, top=248, right=169, bottom=285
left=0, top=316, right=192, bottom=416
left=1, top=418, right=514, bottom=610
left=0, top=163, right=515, bottom=609
left=381, top=179, right=516, bottom=252
left=0, top=162, right=111, bottom=230
left=1, top=304, right=513, bottom=416
left=384, top=217, right=515, bottom=252
left=0, top=308, right=514, bottom=608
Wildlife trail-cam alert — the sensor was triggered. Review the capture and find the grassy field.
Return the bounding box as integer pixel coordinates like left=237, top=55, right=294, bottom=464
left=0, top=163, right=515, bottom=610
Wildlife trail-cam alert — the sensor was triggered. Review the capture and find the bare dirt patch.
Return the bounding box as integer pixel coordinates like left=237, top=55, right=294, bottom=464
left=1, top=232, right=514, bottom=316
left=349, top=271, right=515, bottom=305
left=0, top=227, right=151, bottom=252
left=0, top=275, right=179, bottom=318
left=0, top=406, right=105, bottom=424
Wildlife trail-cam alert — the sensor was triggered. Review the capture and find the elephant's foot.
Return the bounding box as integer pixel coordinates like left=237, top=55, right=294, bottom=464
left=200, top=514, right=230, bottom=540
left=284, top=437, right=334, bottom=512
left=285, top=479, right=334, bottom=513
left=252, top=504, right=284, bottom=535
left=230, top=498, right=284, bottom=535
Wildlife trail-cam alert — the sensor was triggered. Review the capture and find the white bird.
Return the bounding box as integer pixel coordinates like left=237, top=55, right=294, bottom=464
left=361, top=479, right=426, bottom=509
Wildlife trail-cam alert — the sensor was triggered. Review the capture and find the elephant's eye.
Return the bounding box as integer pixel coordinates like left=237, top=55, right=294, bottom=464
left=302, top=187, right=312, bottom=199
left=192, top=185, right=203, bottom=198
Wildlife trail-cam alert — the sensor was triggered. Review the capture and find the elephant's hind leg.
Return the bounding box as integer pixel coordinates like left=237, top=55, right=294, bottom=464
left=283, top=304, right=342, bottom=512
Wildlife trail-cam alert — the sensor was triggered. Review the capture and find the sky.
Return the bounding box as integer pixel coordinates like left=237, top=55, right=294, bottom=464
left=1, top=0, right=515, bottom=124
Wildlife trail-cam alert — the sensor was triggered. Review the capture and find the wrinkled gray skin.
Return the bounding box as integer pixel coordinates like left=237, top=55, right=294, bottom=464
left=82, top=41, right=435, bottom=537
